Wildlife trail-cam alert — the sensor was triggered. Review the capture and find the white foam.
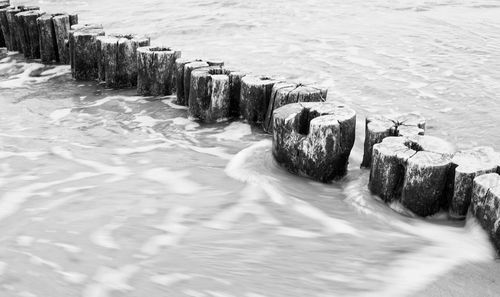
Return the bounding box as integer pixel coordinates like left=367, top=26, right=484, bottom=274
left=209, top=122, right=252, bottom=141
left=170, top=117, right=200, bottom=130
left=82, top=265, right=139, bottom=297
left=51, top=146, right=131, bottom=183
left=49, top=108, right=72, bottom=123
left=276, top=226, right=322, bottom=238
left=225, top=140, right=358, bottom=236
left=0, top=262, right=6, bottom=276
left=89, top=222, right=122, bottom=250
left=54, top=242, right=82, bottom=254
left=114, top=143, right=173, bottom=155
left=142, top=168, right=203, bottom=194
left=0, top=62, right=69, bottom=89
left=205, top=184, right=280, bottom=230
left=206, top=291, right=235, bottom=297
left=0, top=151, right=46, bottom=160
left=0, top=172, right=98, bottom=223
left=163, top=98, right=189, bottom=110
left=187, top=145, right=233, bottom=160
left=140, top=206, right=192, bottom=255
left=150, top=273, right=192, bottom=286
left=16, top=236, right=35, bottom=247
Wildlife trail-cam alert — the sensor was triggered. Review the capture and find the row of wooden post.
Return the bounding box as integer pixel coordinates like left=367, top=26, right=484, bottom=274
left=2, top=3, right=500, bottom=254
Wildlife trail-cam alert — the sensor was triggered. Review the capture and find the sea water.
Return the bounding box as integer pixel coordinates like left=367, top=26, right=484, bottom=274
left=1, top=0, right=500, bottom=296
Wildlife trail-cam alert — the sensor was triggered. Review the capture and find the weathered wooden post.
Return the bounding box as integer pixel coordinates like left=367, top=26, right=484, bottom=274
left=137, top=46, right=181, bottom=96
left=228, top=70, right=246, bottom=117
left=0, top=5, right=12, bottom=50
left=362, top=113, right=425, bottom=168
left=471, top=173, right=500, bottom=254
left=369, top=135, right=455, bottom=216
left=447, top=147, right=499, bottom=219
left=263, top=82, right=327, bottom=132
left=0, top=2, right=9, bottom=48
left=188, top=67, right=232, bottom=122
left=37, top=13, right=61, bottom=62
left=175, top=58, right=203, bottom=105
left=52, top=13, right=70, bottom=63
left=17, top=9, right=44, bottom=59
left=240, top=75, right=278, bottom=126
left=69, top=24, right=102, bottom=75
left=182, top=60, right=209, bottom=103
left=272, top=102, right=356, bottom=182
left=71, top=24, right=105, bottom=80
left=5, top=7, right=21, bottom=51
left=97, top=34, right=149, bottom=88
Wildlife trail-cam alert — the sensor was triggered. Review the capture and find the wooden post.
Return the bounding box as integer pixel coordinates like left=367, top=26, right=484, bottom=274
left=0, top=6, right=11, bottom=50
left=471, top=173, right=500, bottom=254
left=69, top=24, right=102, bottom=75
left=52, top=14, right=70, bottom=64
left=5, top=7, right=21, bottom=51
left=37, top=13, right=61, bottom=63
left=206, top=59, right=224, bottom=67
left=137, top=46, right=181, bottom=96
left=369, top=137, right=416, bottom=202
left=264, top=82, right=327, bottom=132
left=72, top=24, right=105, bottom=80
left=447, top=147, right=499, bottom=219
left=369, top=135, right=455, bottom=216
left=188, top=67, right=231, bottom=122
left=17, top=9, right=44, bottom=59
left=272, top=102, right=356, bottom=182
left=174, top=58, right=203, bottom=105
left=240, top=75, right=278, bottom=126
left=183, top=60, right=209, bottom=103
left=97, top=34, right=149, bottom=88
left=0, top=2, right=8, bottom=48
left=402, top=151, right=452, bottom=216
left=361, top=113, right=425, bottom=168
left=228, top=70, right=246, bottom=117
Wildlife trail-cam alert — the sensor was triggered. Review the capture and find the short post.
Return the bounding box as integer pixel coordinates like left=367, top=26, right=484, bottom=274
left=188, top=67, right=231, bottom=122
left=183, top=60, right=209, bottom=103
left=17, top=9, right=44, bottom=59
left=0, top=2, right=9, bottom=48
left=264, top=82, right=327, bottom=132
left=174, top=58, right=203, bottom=105
left=272, top=102, right=356, bottom=182
left=5, top=7, right=21, bottom=51
left=52, top=13, right=70, bottom=64
left=228, top=70, right=246, bottom=117
left=137, top=46, right=181, bottom=96
left=37, top=13, right=61, bottom=63
left=69, top=24, right=102, bottom=74
left=447, top=147, right=499, bottom=219
left=369, top=135, right=456, bottom=216
left=362, top=113, right=425, bottom=168
left=71, top=24, right=105, bottom=80
left=471, top=173, right=500, bottom=254
left=240, top=75, right=278, bottom=126
left=97, top=34, right=150, bottom=88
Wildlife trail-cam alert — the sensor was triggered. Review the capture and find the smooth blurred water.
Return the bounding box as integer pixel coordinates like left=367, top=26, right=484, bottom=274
left=1, top=0, right=499, bottom=296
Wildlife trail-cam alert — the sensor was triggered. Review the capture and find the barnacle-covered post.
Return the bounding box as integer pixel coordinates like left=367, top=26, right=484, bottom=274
left=362, top=113, right=425, bottom=168
left=188, top=67, right=231, bottom=122
left=0, top=2, right=9, bottom=48
left=272, top=102, right=356, bottom=183
left=471, top=173, right=500, bottom=254
left=447, top=147, right=499, bottom=219
left=97, top=34, right=149, bottom=88
left=137, top=46, right=181, bottom=96
left=369, top=135, right=456, bottom=216
left=264, top=82, right=327, bottom=132
left=240, top=75, right=278, bottom=126
left=71, top=24, right=105, bottom=80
